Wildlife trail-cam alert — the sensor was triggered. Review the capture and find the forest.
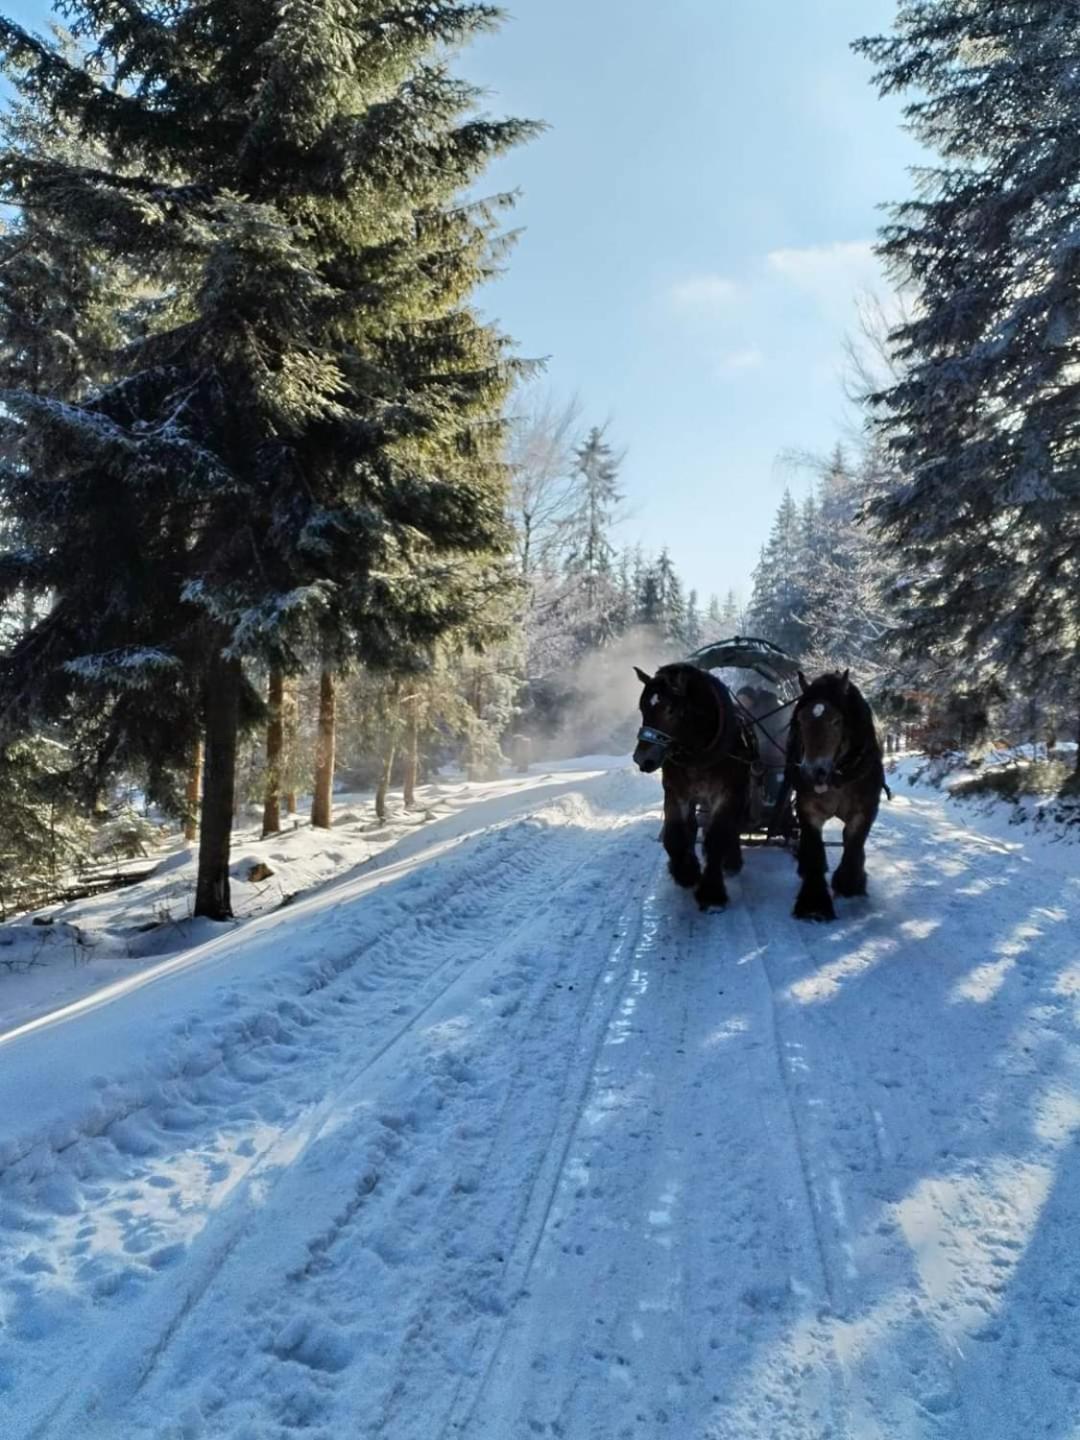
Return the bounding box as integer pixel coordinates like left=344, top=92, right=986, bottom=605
left=0, top=0, right=1078, bottom=924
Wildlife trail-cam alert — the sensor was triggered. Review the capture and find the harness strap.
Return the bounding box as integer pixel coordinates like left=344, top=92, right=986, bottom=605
left=732, top=694, right=792, bottom=762
left=637, top=725, right=673, bottom=749
left=690, top=672, right=738, bottom=766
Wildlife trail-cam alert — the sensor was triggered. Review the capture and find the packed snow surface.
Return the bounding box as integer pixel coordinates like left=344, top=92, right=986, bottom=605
left=2, top=759, right=1079, bottom=1438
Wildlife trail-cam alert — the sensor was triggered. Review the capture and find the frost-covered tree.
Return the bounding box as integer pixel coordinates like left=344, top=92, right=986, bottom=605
left=795, top=446, right=895, bottom=678
left=719, top=588, right=744, bottom=634
left=654, top=547, right=687, bottom=646
left=638, top=570, right=662, bottom=630
left=856, top=2, right=1080, bottom=757
left=747, top=489, right=807, bottom=654
left=0, top=735, right=89, bottom=918
left=506, top=389, right=582, bottom=580
left=564, top=425, right=623, bottom=646
left=683, top=588, right=703, bottom=651
left=0, top=0, right=536, bottom=915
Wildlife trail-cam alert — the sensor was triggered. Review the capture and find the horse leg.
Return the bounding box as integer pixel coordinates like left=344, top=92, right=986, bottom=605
left=724, top=774, right=748, bottom=873
left=793, top=806, right=835, bottom=921
left=697, top=799, right=736, bottom=910
left=832, top=796, right=879, bottom=898
left=662, top=787, right=700, bottom=889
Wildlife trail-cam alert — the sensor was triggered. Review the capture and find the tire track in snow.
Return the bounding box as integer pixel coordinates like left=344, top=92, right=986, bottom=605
left=742, top=880, right=843, bottom=1314
left=9, top=766, right=1080, bottom=1438
left=3, top=773, right=652, bottom=1440
left=433, top=868, right=665, bottom=1440
left=450, top=864, right=853, bottom=1440
left=112, top=805, right=661, bottom=1440
left=739, top=807, right=987, bottom=1438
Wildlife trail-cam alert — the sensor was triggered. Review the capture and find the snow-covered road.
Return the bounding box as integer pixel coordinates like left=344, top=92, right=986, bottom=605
left=2, top=762, right=1079, bottom=1439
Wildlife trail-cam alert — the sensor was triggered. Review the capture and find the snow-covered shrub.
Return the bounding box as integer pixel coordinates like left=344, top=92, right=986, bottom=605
left=92, top=808, right=163, bottom=860
left=0, top=735, right=91, bottom=918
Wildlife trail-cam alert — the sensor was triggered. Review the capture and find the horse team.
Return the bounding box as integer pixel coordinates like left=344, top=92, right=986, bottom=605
left=632, top=662, right=888, bottom=922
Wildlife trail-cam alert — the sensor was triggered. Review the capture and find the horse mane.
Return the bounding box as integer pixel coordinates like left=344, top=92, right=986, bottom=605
left=655, top=663, right=734, bottom=716
left=655, top=662, right=712, bottom=696
left=653, top=663, right=741, bottom=755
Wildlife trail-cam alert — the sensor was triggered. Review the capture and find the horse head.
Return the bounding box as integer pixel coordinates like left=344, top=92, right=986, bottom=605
left=793, top=669, right=852, bottom=791
left=632, top=663, right=724, bottom=773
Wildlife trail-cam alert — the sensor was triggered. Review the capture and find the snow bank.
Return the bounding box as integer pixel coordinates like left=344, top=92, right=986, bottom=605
left=0, top=762, right=626, bottom=1035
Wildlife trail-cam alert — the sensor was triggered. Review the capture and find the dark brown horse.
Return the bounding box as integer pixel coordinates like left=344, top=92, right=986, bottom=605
left=633, top=663, right=755, bottom=910
left=787, top=669, right=888, bottom=922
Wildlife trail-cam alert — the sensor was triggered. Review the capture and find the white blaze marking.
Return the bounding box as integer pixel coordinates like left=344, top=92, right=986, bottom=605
left=812, top=702, right=825, bottom=718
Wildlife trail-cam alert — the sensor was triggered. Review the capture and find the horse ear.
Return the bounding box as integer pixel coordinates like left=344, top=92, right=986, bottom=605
left=840, top=668, right=850, bottom=692
left=633, top=666, right=652, bottom=686
left=798, top=670, right=809, bottom=693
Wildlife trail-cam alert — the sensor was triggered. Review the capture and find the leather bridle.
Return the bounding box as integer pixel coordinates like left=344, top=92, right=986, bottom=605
left=636, top=672, right=744, bottom=769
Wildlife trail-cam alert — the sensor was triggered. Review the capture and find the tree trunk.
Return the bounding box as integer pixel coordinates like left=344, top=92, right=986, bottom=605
left=183, top=740, right=203, bottom=843
left=310, top=666, right=336, bottom=829
left=283, top=678, right=299, bottom=815
left=262, top=666, right=285, bottom=837
left=376, top=734, right=397, bottom=823
left=403, top=697, right=420, bottom=808
left=194, top=654, right=242, bottom=920
left=468, top=668, right=485, bottom=780
left=520, top=514, right=532, bottom=580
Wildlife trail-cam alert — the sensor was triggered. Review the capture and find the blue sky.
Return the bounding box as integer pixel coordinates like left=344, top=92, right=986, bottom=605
left=4, top=0, right=919, bottom=607
left=458, top=0, right=920, bottom=604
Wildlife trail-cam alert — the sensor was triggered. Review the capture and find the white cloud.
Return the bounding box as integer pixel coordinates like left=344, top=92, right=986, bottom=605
left=716, top=347, right=764, bottom=375
left=669, top=274, right=740, bottom=309
left=766, top=240, right=882, bottom=312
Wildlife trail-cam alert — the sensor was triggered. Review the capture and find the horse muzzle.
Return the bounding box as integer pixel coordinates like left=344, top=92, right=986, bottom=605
left=802, top=760, right=834, bottom=792
left=634, top=725, right=671, bottom=774
left=633, top=741, right=665, bottom=773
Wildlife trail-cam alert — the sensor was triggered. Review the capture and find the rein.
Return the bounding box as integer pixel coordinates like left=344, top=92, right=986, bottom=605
left=732, top=694, right=792, bottom=763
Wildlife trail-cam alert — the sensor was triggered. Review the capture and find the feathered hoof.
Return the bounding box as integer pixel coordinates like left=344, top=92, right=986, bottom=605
left=832, top=871, right=867, bottom=898
left=793, top=887, right=836, bottom=922
left=669, top=855, right=701, bottom=889
left=696, top=882, right=729, bottom=912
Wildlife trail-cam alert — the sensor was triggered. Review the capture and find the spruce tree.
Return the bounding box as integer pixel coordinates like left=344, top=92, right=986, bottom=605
left=636, top=563, right=663, bottom=630
left=719, top=588, right=742, bottom=634
left=0, top=733, right=89, bottom=918
left=684, top=588, right=703, bottom=651
left=654, top=547, right=687, bottom=647
left=0, top=0, right=536, bottom=915
left=565, top=424, right=623, bottom=646
left=798, top=447, right=893, bottom=676
left=748, top=489, right=806, bottom=655
left=0, top=59, right=133, bottom=889
left=856, top=3, right=1080, bottom=744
